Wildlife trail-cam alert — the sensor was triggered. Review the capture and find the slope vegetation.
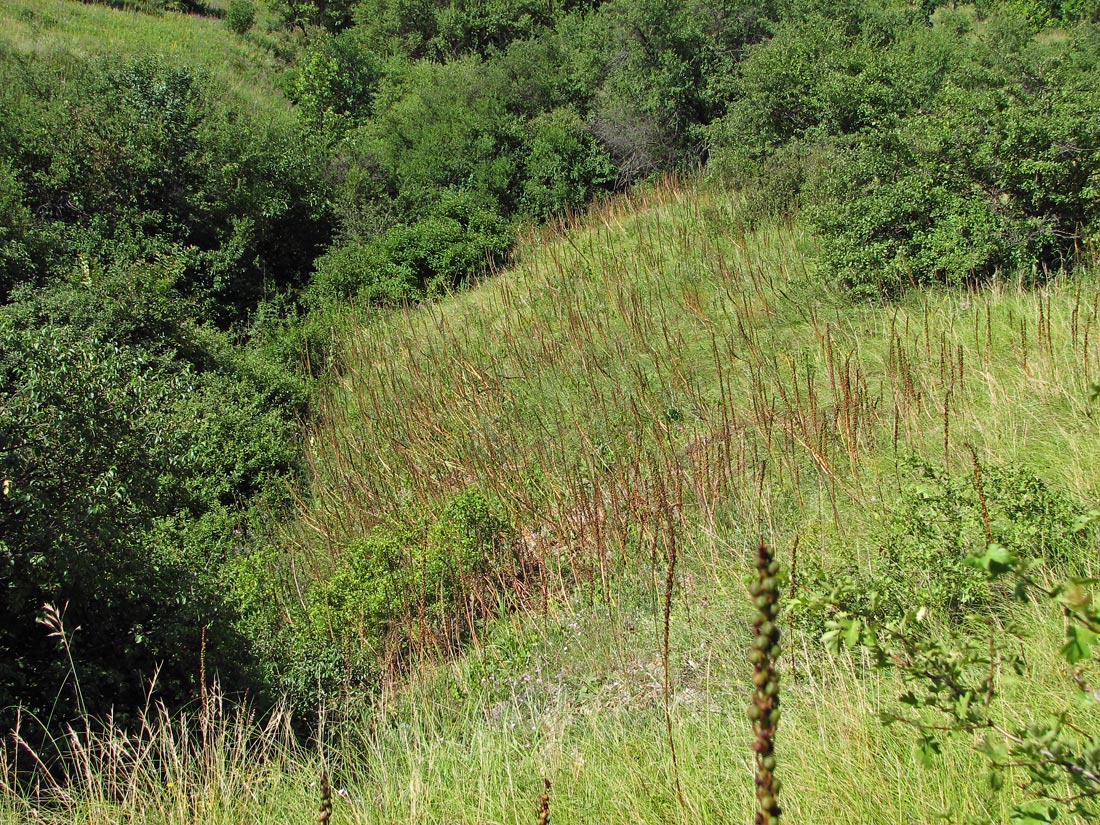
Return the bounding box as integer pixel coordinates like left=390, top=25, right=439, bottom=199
left=0, top=0, right=292, bottom=118
left=272, top=178, right=1099, bottom=822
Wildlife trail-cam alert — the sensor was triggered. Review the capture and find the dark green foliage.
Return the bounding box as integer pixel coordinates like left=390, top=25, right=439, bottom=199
left=292, top=31, right=382, bottom=131
left=268, top=0, right=358, bottom=31
left=0, top=161, right=42, bottom=302
left=522, top=106, right=616, bottom=219
left=349, top=0, right=600, bottom=60
left=358, top=58, right=525, bottom=216
left=588, top=0, right=772, bottom=177
left=0, top=50, right=333, bottom=324
left=708, top=0, right=955, bottom=199
left=809, top=59, right=1100, bottom=295
left=312, top=193, right=514, bottom=304
left=230, top=490, right=514, bottom=708
left=797, top=460, right=1091, bottom=642
left=0, top=273, right=303, bottom=733
left=709, top=2, right=1100, bottom=295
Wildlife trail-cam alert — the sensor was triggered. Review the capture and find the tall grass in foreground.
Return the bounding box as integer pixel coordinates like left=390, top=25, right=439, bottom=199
left=10, top=591, right=1087, bottom=822
left=0, top=684, right=317, bottom=825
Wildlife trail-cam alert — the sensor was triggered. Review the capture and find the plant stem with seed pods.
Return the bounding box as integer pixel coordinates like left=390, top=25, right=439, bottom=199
left=749, top=544, right=782, bottom=824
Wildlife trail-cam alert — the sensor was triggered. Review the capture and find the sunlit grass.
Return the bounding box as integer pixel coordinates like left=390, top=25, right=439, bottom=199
left=0, top=0, right=295, bottom=119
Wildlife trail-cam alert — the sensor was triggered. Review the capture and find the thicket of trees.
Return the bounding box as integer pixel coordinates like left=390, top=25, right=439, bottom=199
left=3, top=0, right=1100, bottom=742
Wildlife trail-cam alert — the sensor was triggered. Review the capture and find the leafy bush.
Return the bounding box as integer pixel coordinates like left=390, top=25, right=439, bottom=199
left=0, top=317, right=250, bottom=733
left=809, top=66, right=1100, bottom=295
left=349, top=0, right=599, bottom=60
left=817, top=507, right=1100, bottom=822
left=226, top=0, right=257, bottom=34
left=0, top=161, right=41, bottom=302
left=588, top=0, right=772, bottom=181
left=309, top=240, right=419, bottom=306
left=798, top=459, right=1092, bottom=635
left=293, top=32, right=382, bottom=132
left=236, top=490, right=513, bottom=708
left=522, top=106, right=616, bottom=219
left=0, top=50, right=333, bottom=324
left=0, top=257, right=306, bottom=737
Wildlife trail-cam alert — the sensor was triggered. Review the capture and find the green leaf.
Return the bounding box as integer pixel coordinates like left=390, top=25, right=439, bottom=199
left=916, top=734, right=942, bottom=767
left=974, top=542, right=1016, bottom=576
left=844, top=618, right=862, bottom=649
left=822, top=625, right=843, bottom=656
left=1062, top=624, right=1095, bottom=665
left=1010, top=801, right=1059, bottom=822
left=987, top=768, right=1004, bottom=791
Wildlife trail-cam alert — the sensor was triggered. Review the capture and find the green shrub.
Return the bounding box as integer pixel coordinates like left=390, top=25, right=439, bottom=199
left=808, top=68, right=1100, bottom=295
left=253, top=490, right=514, bottom=708
left=587, top=0, right=771, bottom=180
left=0, top=50, right=333, bottom=324
left=309, top=241, right=419, bottom=306
left=293, top=32, right=381, bottom=132
left=521, top=106, right=615, bottom=219
left=0, top=315, right=258, bottom=734
left=0, top=161, right=39, bottom=302
left=226, top=0, right=257, bottom=35
left=798, top=459, right=1092, bottom=632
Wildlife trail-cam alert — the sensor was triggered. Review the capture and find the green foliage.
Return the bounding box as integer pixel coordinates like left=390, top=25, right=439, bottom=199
left=833, top=543, right=1100, bottom=821
left=977, top=0, right=1100, bottom=26
left=357, top=58, right=524, bottom=216
left=312, top=192, right=514, bottom=305
left=0, top=248, right=308, bottom=734
left=0, top=315, right=239, bottom=733
left=0, top=49, right=333, bottom=324
left=245, top=489, right=514, bottom=708
left=809, top=64, right=1100, bottom=295
left=0, top=161, right=42, bottom=302
left=709, top=2, right=1100, bottom=295
left=804, top=466, right=1100, bottom=818
left=292, top=32, right=381, bottom=132
left=589, top=0, right=772, bottom=181
left=267, top=0, right=357, bottom=31
left=522, top=106, right=616, bottom=219
left=800, top=460, right=1091, bottom=639
left=350, top=0, right=599, bottom=60
left=309, top=240, right=420, bottom=305
left=226, top=0, right=257, bottom=34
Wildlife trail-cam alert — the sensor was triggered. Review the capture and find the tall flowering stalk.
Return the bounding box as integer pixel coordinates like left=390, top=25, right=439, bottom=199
left=749, top=544, right=782, bottom=824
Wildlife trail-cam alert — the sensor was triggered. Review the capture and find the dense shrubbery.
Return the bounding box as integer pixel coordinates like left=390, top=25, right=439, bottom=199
left=0, top=50, right=333, bottom=322
left=708, top=2, right=1100, bottom=295
left=795, top=459, right=1093, bottom=636
left=0, top=48, right=327, bottom=733
left=229, top=489, right=513, bottom=708
left=0, top=269, right=302, bottom=734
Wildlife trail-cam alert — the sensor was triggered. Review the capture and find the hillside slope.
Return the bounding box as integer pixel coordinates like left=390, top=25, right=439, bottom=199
left=2, top=155, right=1098, bottom=818
left=270, top=178, right=1100, bottom=823
left=0, top=0, right=292, bottom=118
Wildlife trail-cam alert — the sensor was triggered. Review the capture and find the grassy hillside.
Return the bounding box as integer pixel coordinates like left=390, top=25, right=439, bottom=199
left=2, top=0, right=1098, bottom=820
left=275, top=177, right=1100, bottom=823
left=11, top=176, right=1096, bottom=822
left=0, top=0, right=293, bottom=118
